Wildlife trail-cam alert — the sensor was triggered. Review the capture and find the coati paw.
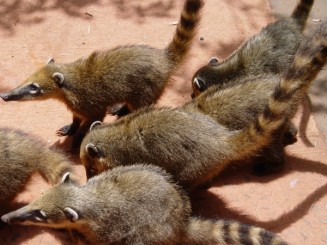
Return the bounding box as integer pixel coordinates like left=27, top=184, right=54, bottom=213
left=252, top=162, right=284, bottom=176
left=57, top=125, right=76, bottom=136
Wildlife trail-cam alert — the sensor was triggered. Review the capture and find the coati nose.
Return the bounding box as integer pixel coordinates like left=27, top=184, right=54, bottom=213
left=0, top=93, right=10, bottom=101
left=1, top=214, right=11, bottom=224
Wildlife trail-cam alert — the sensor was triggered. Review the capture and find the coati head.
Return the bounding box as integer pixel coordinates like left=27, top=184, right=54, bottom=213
left=0, top=58, right=66, bottom=102
left=1, top=173, right=81, bottom=229
left=191, top=57, right=219, bottom=98
left=79, top=121, right=112, bottom=179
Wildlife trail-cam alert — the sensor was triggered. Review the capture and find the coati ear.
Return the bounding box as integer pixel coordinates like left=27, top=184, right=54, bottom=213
left=208, top=57, right=219, bottom=65
left=64, top=207, right=79, bottom=222
left=85, top=143, right=100, bottom=158
left=47, top=58, right=55, bottom=65
left=193, top=77, right=206, bottom=92
left=52, top=72, right=65, bottom=87
left=61, top=172, right=71, bottom=184
left=89, top=121, right=102, bottom=131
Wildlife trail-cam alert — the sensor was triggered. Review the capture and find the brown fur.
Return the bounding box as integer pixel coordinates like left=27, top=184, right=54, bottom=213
left=1, top=164, right=287, bottom=245
left=186, top=76, right=295, bottom=175
left=79, top=21, right=327, bottom=188
left=188, top=0, right=315, bottom=174
left=0, top=128, right=72, bottom=212
left=191, top=0, right=314, bottom=96
left=0, top=0, right=203, bottom=149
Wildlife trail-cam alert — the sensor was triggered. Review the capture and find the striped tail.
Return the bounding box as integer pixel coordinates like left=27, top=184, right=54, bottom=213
left=166, top=0, right=204, bottom=63
left=185, top=218, right=287, bottom=245
left=228, top=19, right=327, bottom=162
left=291, top=0, right=314, bottom=31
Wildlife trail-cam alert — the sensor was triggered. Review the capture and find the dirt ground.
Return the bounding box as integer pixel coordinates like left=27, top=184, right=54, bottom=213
left=0, top=0, right=326, bottom=244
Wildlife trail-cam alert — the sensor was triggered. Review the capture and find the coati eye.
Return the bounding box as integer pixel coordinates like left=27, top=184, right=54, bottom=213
left=30, top=209, right=47, bottom=222
left=29, top=83, right=41, bottom=95
left=193, top=77, right=206, bottom=92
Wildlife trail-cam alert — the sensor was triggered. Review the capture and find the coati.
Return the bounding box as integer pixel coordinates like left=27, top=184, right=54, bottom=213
left=191, top=0, right=314, bottom=97
left=1, top=164, right=287, bottom=245
left=0, top=128, right=72, bottom=212
left=185, top=75, right=298, bottom=175
left=0, top=0, right=203, bottom=149
left=188, top=0, right=315, bottom=174
left=79, top=20, right=327, bottom=188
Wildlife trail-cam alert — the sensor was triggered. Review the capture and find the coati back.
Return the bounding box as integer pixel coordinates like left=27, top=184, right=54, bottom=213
left=191, top=0, right=314, bottom=96
left=0, top=0, right=203, bottom=149
left=1, top=164, right=287, bottom=245
left=0, top=128, right=72, bottom=210
left=79, top=20, right=327, bottom=188
left=185, top=76, right=296, bottom=175
left=188, top=0, right=316, bottom=174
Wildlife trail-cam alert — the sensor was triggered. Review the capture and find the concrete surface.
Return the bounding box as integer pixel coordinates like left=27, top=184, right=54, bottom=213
left=0, top=0, right=326, bottom=244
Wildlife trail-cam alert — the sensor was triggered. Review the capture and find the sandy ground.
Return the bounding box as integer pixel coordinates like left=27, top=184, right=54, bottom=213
left=0, top=0, right=326, bottom=244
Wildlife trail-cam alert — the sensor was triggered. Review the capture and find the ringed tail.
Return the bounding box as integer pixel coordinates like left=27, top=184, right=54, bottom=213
left=230, top=19, right=327, bottom=161
left=185, top=217, right=287, bottom=245
left=291, top=0, right=314, bottom=30
left=166, top=0, right=204, bottom=63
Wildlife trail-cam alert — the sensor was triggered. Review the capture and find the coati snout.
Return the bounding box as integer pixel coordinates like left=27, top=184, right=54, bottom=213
left=2, top=173, right=80, bottom=227
left=0, top=83, right=42, bottom=101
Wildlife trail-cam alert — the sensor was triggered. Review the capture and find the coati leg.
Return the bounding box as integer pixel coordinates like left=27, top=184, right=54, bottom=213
left=57, top=116, right=82, bottom=136
left=253, top=121, right=297, bottom=175
left=252, top=142, right=285, bottom=176
left=251, top=122, right=286, bottom=176
left=283, top=122, right=298, bottom=145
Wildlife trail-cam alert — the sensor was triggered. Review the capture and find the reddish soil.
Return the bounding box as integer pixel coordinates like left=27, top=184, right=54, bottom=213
left=0, top=0, right=326, bottom=244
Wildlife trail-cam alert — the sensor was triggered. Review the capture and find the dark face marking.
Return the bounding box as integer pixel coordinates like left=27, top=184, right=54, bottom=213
left=1, top=209, right=47, bottom=224
left=0, top=83, right=41, bottom=101
left=193, top=77, right=207, bottom=92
